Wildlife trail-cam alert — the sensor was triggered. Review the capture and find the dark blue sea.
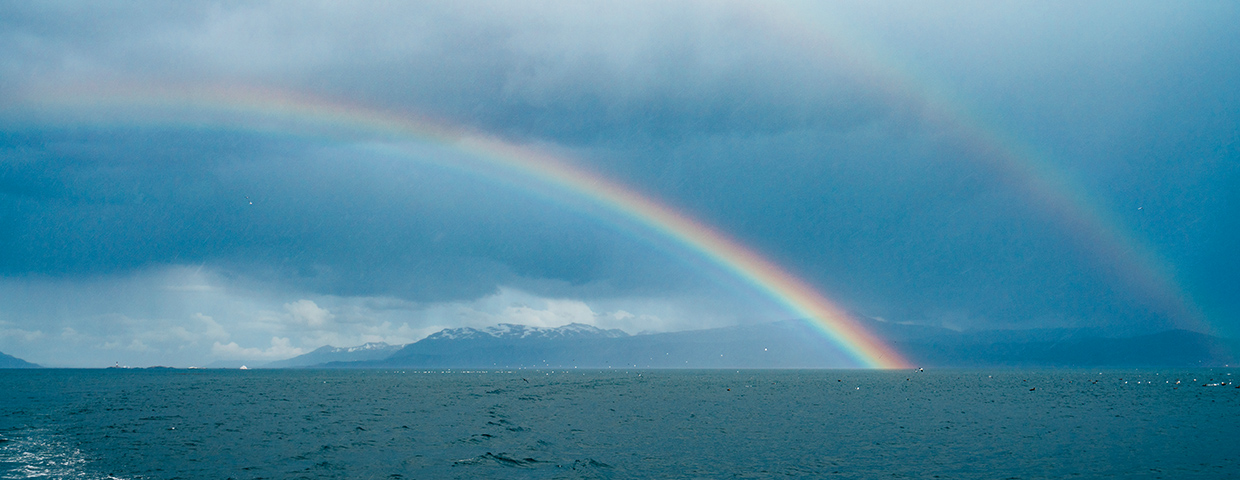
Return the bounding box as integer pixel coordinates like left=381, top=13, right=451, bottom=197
left=1, top=369, right=1237, bottom=479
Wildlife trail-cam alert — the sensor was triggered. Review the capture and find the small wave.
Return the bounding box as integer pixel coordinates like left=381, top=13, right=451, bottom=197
left=461, top=433, right=495, bottom=444
left=569, top=458, right=611, bottom=470
left=453, top=452, right=542, bottom=468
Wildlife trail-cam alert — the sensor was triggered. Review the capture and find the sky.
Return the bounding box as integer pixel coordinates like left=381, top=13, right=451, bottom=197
left=0, top=1, right=1236, bottom=367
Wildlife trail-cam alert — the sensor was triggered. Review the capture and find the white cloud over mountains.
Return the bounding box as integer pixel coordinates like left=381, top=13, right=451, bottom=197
left=212, top=337, right=302, bottom=361
left=284, top=299, right=333, bottom=327
left=0, top=265, right=749, bottom=366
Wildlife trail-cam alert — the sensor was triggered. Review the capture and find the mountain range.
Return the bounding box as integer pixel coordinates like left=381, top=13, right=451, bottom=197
left=7, top=319, right=1233, bottom=369
left=269, top=319, right=1238, bottom=369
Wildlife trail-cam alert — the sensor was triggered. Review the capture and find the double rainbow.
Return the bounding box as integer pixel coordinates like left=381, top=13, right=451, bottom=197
left=7, top=2, right=1203, bottom=367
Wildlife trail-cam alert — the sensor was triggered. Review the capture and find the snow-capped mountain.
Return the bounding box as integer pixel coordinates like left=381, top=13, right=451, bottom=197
left=263, top=325, right=627, bottom=368
left=424, top=323, right=629, bottom=341
left=264, top=342, right=402, bottom=368
left=369, top=323, right=632, bottom=368
left=331, top=342, right=399, bottom=353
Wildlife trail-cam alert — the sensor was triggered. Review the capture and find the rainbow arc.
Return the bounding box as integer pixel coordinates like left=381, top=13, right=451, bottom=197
left=12, top=83, right=911, bottom=369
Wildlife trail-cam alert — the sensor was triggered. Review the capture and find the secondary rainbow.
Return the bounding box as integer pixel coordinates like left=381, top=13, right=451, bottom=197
left=745, top=2, right=1205, bottom=331
left=11, top=83, right=910, bottom=369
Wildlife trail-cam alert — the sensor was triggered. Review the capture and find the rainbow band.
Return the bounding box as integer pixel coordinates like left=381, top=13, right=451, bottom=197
left=10, top=84, right=911, bottom=369
left=754, top=3, right=1204, bottom=332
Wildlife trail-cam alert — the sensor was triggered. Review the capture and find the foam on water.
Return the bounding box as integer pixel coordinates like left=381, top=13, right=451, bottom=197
left=0, top=429, right=120, bottom=480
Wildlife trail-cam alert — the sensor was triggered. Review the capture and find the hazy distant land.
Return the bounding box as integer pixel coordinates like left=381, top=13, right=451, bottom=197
left=261, top=319, right=1238, bottom=370
left=0, top=351, right=40, bottom=368
left=4, top=319, right=1234, bottom=370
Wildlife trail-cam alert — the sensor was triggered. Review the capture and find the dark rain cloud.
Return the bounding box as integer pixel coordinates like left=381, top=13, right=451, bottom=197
left=0, top=2, right=889, bottom=140
left=0, top=128, right=709, bottom=303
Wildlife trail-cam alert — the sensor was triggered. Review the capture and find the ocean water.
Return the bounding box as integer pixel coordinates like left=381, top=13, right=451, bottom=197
left=1, top=369, right=1237, bottom=479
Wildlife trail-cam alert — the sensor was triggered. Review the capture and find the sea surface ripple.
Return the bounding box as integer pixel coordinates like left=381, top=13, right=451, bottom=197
left=1, top=369, right=1237, bottom=479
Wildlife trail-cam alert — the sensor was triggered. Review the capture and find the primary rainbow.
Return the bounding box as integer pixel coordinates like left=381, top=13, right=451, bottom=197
left=9, top=83, right=910, bottom=369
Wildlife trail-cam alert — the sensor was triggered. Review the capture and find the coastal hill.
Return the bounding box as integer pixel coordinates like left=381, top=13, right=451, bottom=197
left=0, top=350, right=40, bottom=368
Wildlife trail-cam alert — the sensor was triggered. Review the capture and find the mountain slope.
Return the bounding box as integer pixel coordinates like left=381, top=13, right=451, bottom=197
left=265, top=342, right=403, bottom=368
left=377, top=323, right=632, bottom=368
left=0, top=351, right=40, bottom=368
